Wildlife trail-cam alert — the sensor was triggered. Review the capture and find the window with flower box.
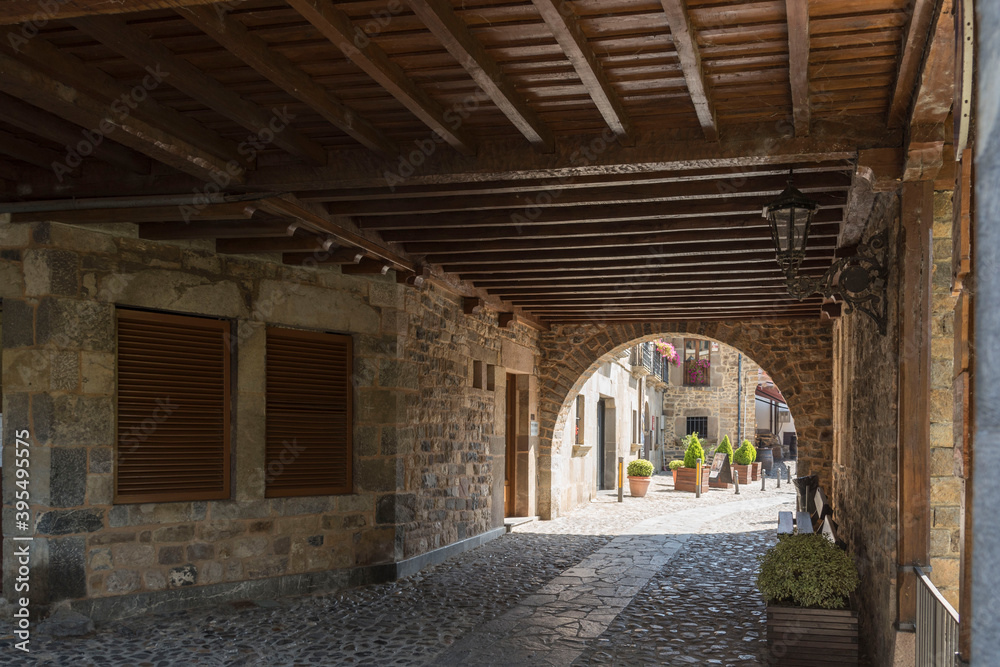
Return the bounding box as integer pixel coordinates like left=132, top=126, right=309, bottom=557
left=684, top=339, right=711, bottom=386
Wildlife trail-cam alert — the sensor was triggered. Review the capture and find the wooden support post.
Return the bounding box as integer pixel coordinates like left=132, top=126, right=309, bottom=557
left=897, top=180, right=933, bottom=629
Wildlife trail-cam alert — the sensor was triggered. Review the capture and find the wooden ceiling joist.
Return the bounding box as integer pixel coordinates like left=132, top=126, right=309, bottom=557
left=71, top=15, right=328, bottom=167
left=0, top=48, right=241, bottom=183
left=530, top=0, right=632, bottom=141
left=0, top=129, right=66, bottom=170
left=0, top=91, right=151, bottom=175
left=179, top=4, right=396, bottom=156
left=785, top=0, right=811, bottom=137
left=887, top=0, right=941, bottom=128
left=659, top=0, right=718, bottom=141
left=0, top=0, right=225, bottom=24
left=285, top=0, right=475, bottom=156
left=406, top=0, right=553, bottom=152
left=11, top=202, right=256, bottom=224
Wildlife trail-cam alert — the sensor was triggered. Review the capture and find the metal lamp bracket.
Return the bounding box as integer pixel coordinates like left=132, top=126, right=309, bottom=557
left=785, top=229, right=890, bottom=335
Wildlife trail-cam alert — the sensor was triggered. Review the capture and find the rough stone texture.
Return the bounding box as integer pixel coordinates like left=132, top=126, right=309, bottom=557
left=832, top=197, right=900, bottom=667
left=928, top=190, right=961, bottom=605
left=657, top=338, right=761, bottom=451
left=0, top=220, right=540, bottom=616
left=539, top=320, right=833, bottom=519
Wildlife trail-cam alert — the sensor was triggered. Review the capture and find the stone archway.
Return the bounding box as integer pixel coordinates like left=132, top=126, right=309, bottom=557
left=537, top=320, right=834, bottom=519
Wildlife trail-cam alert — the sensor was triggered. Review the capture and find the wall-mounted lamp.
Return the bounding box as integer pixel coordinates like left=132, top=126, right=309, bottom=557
left=764, top=172, right=889, bottom=335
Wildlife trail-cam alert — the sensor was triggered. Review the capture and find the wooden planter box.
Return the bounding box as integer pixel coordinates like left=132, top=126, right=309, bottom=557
left=766, top=605, right=858, bottom=666
left=674, top=466, right=710, bottom=493
left=733, top=464, right=757, bottom=484
left=709, top=477, right=731, bottom=489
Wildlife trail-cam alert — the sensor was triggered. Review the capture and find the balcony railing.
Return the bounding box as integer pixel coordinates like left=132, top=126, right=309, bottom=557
left=915, top=565, right=959, bottom=667
left=629, top=343, right=672, bottom=384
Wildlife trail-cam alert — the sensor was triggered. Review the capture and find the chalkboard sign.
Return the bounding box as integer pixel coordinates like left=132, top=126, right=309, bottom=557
left=708, top=452, right=732, bottom=484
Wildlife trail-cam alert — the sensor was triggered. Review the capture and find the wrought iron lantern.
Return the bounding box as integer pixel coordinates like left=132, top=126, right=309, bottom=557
left=764, top=172, right=889, bottom=335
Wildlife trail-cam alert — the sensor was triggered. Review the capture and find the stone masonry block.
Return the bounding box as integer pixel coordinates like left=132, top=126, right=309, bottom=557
left=49, top=447, right=88, bottom=507
left=48, top=536, right=87, bottom=600
left=1, top=298, right=34, bottom=347
left=36, top=298, right=113, bottom=352
left=23, top=248, right=79, bottom=297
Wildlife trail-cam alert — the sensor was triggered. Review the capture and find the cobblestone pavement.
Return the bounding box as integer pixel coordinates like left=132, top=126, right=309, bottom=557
left=1, top=470, right=798, bottom=666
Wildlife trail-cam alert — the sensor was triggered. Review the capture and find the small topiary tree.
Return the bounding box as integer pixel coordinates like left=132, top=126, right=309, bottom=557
left=682, top=432, right=706, bottom=468
left=715, top=435, right=734, bottom=464
left=668, top=459, right=684, bottom=471
left=627, top=458, right=654, bottom=477
left=756, top=534, right=859, bottom=609
left=734, top=439, right=758, bottom=465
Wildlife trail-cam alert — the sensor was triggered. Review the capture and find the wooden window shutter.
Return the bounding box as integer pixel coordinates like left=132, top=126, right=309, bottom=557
left=265, top=327, right=352, bottom=497
left=115, top=309, right=231, bottom=503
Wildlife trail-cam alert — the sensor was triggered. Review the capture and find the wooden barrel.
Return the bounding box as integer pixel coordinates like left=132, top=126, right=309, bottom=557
left=759, top=447, right=774, bottom=474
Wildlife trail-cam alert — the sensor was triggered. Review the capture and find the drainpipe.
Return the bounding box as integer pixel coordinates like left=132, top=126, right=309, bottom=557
left=736, top=353, right=743, bottom=443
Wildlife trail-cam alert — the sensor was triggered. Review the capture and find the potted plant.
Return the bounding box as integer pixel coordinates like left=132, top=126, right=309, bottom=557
left=734, top=439, right=759, bottom=483
left=709, top=435, right=735, bottom=489
left=627, top=458, right=654, bottom=497
left=757, top=534, right=860, bottom=665
left=674, top=433, right=710, bottom=493
left=668, top=459, right=684, bottom=484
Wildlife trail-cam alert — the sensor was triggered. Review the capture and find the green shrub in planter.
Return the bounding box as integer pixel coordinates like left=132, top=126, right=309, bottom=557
left=682, top=433, right=705, bottom=468
left=627, top=459, right=654, bottom=477
left=715, top=435, right=734, bottom=464
left=734, top=439, right=757, bottom=465
left=668, top=459, right=685, bottom=471
left=756, top=534, right=859, bottom=609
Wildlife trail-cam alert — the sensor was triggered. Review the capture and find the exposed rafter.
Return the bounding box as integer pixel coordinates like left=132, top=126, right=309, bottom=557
left=72, top=15, right=327, bottom=167
left=0, top=47, right=242, bottom=182
left=887, top=0, right=941, bottom=128
left=530, top=0, right=631, bottom=141
left=785, top=0, right=811, bottom=137
left=659, top=0, right=718, bottom=141
left=0, top=0, right=226, bottom=24
left=903, top=0, right=955, bottom=181
left=406, top=0, right=553, bottom=151
left=178, top=4, right=397, bottom=156
left=285, top=0, right=476, bottom=156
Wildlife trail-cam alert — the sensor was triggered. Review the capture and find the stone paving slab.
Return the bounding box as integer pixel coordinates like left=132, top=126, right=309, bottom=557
left=433, top=495, right=791, bottom=666
left=0, top=472, right=799, bottom=666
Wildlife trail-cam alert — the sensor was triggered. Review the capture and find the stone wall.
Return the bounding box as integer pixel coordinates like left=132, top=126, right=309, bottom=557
left=658, top=338, right=760, bottom=452
left=538, top=321, right=834, bottom=519
left=0, top=219, right=538, bottom=619
left=928, top=190, right=961, bottom=604
left=831, top=197, right=900, bottom=666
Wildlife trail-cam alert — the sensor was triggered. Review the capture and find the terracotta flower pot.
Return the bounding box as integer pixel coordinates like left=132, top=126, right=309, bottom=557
left=628, top=475, right=652, bottom=498
left=672, top=468, right=678, bottom=484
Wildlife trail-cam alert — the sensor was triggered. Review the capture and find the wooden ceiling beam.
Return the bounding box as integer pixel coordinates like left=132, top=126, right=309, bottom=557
left=216, top=235, right=327, bottom=255
left=0, top=91, right=150, bottom=175
left=283, top=248, right=368, bottom=266
left=491, top=279, right=795, bottom=298
left=541, top=310, right=818, bottom=323
left=530, top=0, right=631, bottom=140
left=406, top=0, right=553, bottom=151
left=0, top=129, right=66, bottom=170
left=239, top=120, right=896, bottom=191
left=179, top=4, right=396, bottom=156
left=887, top=0, right=941, bottom=128
left=285, top=0, right=475, bottom=156
left=72, top=15, right=327, bottom=167
left=510, top=288, right=796, bottom=306
left=256, top=196, right=416, bottom=273
left=383, top=209, right=845, bottom=244
left=334, top=171, right=851, bottom=217
left=138, top=220, right=294, bottom=240
left=449, top=251, right=835, bottom=275
left=0, top=47, right=241, bottom=183
left=11, top=202, right=257, bottom=224
left=406, top=223, right=841, bottom=257
left=0, top=0, right=227, bottom=24
left=785, top=0, right=811, bottom=137
left=903, top=0, right=955, bottom=181
left=659, top=0, right=718, bottom=141
left=528, top=299, right=823, bottom=313
left=301, top=162, right=853, bottom=202
left=362, top=197, right=845, bottom=231
left=426, top=236, right=838, bottom=266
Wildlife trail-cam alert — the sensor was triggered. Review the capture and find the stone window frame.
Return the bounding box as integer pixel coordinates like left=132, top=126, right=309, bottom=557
left=686, top=415, right=708, bottom=437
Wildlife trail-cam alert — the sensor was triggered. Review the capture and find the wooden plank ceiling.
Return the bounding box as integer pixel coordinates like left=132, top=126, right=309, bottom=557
left=0, top=0, right=948, bottom=326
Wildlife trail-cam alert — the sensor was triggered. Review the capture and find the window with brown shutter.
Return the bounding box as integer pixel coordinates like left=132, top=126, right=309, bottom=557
left=115, top=309, right=231, bottom=503
left=265, top=327, right=352, bottom=497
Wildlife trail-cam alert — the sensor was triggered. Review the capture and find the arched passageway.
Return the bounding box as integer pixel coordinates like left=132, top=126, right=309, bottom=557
left=536, top=320, right=834, bottom=519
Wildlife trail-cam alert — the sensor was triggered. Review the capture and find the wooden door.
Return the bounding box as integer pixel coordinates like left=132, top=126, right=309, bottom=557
left=504, top=373, right=517, bottom=517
